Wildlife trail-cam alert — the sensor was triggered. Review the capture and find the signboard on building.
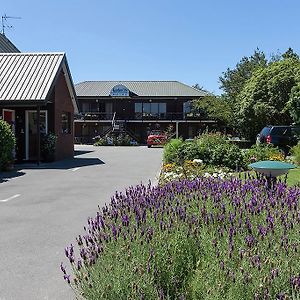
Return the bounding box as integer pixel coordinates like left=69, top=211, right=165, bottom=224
left=110, top=84, right=130, bottom=97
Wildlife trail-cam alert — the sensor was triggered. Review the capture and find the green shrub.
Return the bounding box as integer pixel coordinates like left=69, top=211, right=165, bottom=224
left=163, top=138, right=184, bottom=163
left=0, top=120, right=15, bottom=170
left=179, top=141, right=201, bottom=161
left=94, top=138, right=106, bottom=146
left=164, top=134, right=245, bottom=170
left=243, top=144, right=285, bottom=167
left=94, top=134, right=137, bottom=146
left=291, top=142, right=300, bottom=165
left=222, top=143, right=244, bottom=170
left=41, top=133, right=57, bottom=162
left=195, top=133, right=243, bottom=169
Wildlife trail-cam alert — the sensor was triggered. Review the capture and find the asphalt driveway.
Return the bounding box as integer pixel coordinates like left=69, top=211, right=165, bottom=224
left=0, top=145, right=163, bottom=300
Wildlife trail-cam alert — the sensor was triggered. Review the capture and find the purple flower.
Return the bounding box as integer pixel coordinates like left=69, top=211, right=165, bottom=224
left=291, top=275, right=300, bottom=289
left=63, top=274, right=71, bottom=284
left=245, top=235, right=255, bottom=248
left=60, top=262, right=66, bottom=274
left=271, top=268, right=279, bottom=279
left=122, top=214, right=130, bottom=226
left=77, top=260, right=82, bottom=271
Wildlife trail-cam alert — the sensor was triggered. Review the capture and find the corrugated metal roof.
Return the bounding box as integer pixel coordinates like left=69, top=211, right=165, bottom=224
left=75, top=81, right=208, bottom=97
left=0, top=33, right=20, bottom=53
left=0, top=52, right=65, bottom=102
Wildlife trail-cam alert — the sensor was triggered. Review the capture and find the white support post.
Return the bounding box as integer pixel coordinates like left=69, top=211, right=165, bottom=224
left=176, top=121, right=179, bottom=139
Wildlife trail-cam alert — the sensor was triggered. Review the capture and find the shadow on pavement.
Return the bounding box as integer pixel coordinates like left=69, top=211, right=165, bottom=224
left=15, top=157, right=105, bottom=170
left=74, top=149, right=95, bottom=156
left=0, top=170, right=26, bottom=183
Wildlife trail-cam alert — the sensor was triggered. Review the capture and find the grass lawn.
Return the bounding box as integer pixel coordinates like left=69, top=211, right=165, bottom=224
left=240, top=168, right=300, bottom=187
left=283, top=167, right=300, bottom=186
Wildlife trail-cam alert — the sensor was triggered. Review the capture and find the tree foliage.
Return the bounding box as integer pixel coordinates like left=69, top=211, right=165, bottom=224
left=287, top=84, right=300, bottom=124
left=236, top=58, right=300, bottom=138
left=193, top=95, right=233, bottom=125
left=219, top=49, right=267, bottom=101
left=193, top=48, right=300, bottom=139
left=218, top=47, right=300, bottom=139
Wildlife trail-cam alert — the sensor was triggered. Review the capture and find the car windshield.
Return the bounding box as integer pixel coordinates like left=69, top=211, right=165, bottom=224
left=149, top=131, right=163, bottom=135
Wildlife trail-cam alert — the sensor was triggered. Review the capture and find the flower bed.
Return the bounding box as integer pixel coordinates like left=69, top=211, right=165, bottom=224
left=160, top=135, right=287, bottom=184
left=160, top=160, right=233, bottom=183
left=62, top=177, right=300, bottom=299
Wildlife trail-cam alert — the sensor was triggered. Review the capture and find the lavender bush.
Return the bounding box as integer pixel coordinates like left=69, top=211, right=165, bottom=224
left=62, top=177, right=300, bottom=299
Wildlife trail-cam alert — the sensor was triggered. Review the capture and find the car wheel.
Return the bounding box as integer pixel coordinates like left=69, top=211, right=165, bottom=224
left=147, top=145, right=151, bottom=148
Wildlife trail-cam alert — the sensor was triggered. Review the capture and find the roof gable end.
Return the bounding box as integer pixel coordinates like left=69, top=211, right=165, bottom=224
left=0, top=52, right=72, bottom=104
left=0, top=33, right=20, bottom=53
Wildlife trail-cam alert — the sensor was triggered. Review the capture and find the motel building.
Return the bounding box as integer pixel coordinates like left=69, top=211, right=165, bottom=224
left=74, top=81, right=213, bottom=144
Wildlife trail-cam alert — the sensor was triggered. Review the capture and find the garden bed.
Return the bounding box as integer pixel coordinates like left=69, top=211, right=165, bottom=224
left=62, top=176, right=300, bottom=299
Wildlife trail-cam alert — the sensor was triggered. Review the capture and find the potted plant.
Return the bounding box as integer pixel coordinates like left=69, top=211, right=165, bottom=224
left=41, top=133, right=57, bottom=162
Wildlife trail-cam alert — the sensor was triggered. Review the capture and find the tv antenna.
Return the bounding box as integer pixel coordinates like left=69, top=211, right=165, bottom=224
left=1, top=14, right=21, bottom=35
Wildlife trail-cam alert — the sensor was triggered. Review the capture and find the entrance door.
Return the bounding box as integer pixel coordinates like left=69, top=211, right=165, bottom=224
left=2, top=109, right=15, bottom=133
left=25, top=111, right=48, bottom=160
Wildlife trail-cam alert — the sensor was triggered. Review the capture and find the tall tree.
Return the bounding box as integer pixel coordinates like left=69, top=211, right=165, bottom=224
left=236, top=58, right=300, bottom=139
left=287, top=84, right=300, bottom=124
left=282, top=47, right=299, bottom=60
left=219, top=49, right=267, bottom=102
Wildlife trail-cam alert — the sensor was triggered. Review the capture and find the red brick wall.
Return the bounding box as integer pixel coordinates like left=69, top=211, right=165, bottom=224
left=54, top=71, right=74, bottom=160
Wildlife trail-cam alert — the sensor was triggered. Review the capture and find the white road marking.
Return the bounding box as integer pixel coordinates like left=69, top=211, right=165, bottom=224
left=70, top=167, right=80, bottom=172
left=0, top=194, right=21, bottom=202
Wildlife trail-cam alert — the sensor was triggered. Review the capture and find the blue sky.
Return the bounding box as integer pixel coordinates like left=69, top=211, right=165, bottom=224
left=2, top=0, right=300, bottom=94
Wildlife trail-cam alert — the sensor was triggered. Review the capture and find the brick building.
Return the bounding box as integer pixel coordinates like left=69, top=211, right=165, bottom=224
left=0, top=52, right=78, bottom=162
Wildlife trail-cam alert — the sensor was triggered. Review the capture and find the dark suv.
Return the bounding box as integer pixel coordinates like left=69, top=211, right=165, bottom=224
left=256, top=125, right=300, bottom=154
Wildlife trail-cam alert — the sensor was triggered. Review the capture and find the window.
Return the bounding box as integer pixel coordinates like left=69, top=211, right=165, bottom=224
left=82, top=103, right=90, bottom=113
left=271, top=127, right=290, bottom=136
left=151, top=103, right=159, bottom=115
left=134, top=102, right=167, bottom=119
left=135, top=103, right=143, bottom=113
left=261, top=127, right=271, bottom=136
left=82, top=102, right=98, bottom=112
left=143, top=103, right=151, bottom=115
left=135, top=103, right=143, bottom=119
left=183, top=101, right=191, bottom=114
left=62, top=112, right=71, bottom=134
left=159, top=103, right=166, bottom=117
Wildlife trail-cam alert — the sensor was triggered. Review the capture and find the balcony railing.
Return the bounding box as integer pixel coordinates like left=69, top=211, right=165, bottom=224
left=134, top=112, right=203, bottom=120
left=75, top=112, right=203, bottom=121
left=75, top=112, right=115, bottom=121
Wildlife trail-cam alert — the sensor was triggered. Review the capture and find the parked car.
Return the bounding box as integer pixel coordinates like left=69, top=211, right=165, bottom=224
left=256, top=125, right=300, bottom=154
left=147, top=131, right=167, bottom=148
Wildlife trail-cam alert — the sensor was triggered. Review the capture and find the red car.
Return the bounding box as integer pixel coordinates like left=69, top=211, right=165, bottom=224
left=147, top=131, right=167, bottom=148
